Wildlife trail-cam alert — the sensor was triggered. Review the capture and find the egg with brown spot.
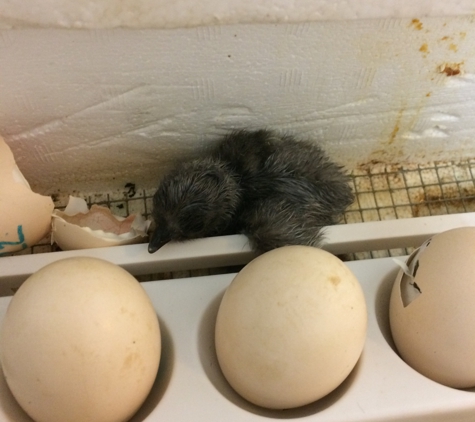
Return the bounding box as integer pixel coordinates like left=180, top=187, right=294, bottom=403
left=0, top=257, right=161, bottom=422
left=215, top=246, right=367, bottom=409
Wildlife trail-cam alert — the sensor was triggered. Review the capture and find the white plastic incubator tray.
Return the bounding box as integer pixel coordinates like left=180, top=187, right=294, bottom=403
left=1, top=213, right=475, bottom=422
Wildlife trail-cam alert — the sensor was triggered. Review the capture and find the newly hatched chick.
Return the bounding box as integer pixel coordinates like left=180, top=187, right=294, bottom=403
left=148, top=129, right=354, bottom=253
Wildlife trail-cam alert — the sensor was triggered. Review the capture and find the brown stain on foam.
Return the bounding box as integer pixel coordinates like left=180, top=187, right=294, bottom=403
left=419, top=43, right=429, bottom=53
left=388, top=108, right=404, bottom=145
left=356, top=160, right=403, bottom=173
left=367, top=96, right=428, bottom=164
left=439, top=31, right=466, bottom=50
left=419, top=43, right=429, bottom=58
left=410, top=19, right=423, bottom=31
left=439, top=62, right=464, bottom=76
left=411, top=183, right=475, bottom=217
left=419, top=30, right=465, bottom=59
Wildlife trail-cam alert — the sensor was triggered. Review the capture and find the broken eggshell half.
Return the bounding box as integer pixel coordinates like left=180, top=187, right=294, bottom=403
left=0, top=137, right=54, bottom=255
left=52, top=196, right=150, bottom=250
left=389, top=227, right=475, bottom=388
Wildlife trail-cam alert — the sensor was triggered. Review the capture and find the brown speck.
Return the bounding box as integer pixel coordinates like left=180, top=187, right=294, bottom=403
left=388, top=109, right=404, bottom=145
left=419, top=43, right=429, bottom=53
left=426, top=92, right=431, bottom=97
left=122, top=352, right=140, bottom=371
left=329, top=275, right=341, bottom=286
left=439, top=63, right=463, bottom=76
left=124, top=182, right=136, bottom=198
left=356, top=160, right=403, bottom=173
left=440, top=36, right=450, bottom=41
left=411, top=182, right=475, bottom=217
left=410, top=19, right=423, bottom=31
left=389, top=125, right=400, bottom=144
left=449, top=43, right=458, bottom=52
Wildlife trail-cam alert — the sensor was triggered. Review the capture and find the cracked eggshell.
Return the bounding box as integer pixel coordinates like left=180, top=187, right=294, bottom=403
left=52, top=196, right=150, bottom=250
left=215, top=246, right=367, bottom=409
left=389, top=227, right=475, bottom=388
left=0, top=137, right=54, bottom=255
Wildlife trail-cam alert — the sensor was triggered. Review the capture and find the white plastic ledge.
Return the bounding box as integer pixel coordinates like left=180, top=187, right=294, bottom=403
left=1, top=213, right=475, bottom=296
left=0, top=0, right=475, bottom=29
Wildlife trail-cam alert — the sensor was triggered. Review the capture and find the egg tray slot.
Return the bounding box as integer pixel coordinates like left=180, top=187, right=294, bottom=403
left=1, top=213, right=475, bottom=422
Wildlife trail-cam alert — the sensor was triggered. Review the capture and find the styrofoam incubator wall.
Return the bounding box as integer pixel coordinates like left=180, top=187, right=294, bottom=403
left=1, top=1, right=475, bottom=194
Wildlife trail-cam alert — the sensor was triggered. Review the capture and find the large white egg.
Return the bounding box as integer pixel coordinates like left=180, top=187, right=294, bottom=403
left=0, top=257, right=161, bottom=422
left=390, top=227, right=475, bottom=388
left=0, top=137, right=54, bottom=255
left=215, top=246, right=367, bottom=409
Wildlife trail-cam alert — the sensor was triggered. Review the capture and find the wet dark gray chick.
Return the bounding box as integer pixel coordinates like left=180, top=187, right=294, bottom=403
left=148, top=129, right=354, bottom=253
left=148, top=157, right=242, bottom=251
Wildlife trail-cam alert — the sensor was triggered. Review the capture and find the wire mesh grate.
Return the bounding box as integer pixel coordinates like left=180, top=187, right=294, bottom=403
left=19, top=159, right=475, bottom=264
left=344, top=159, right=475, bottom=260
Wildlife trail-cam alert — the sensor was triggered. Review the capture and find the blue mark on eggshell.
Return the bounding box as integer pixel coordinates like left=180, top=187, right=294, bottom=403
left=0, top=225, right=27, bottom=256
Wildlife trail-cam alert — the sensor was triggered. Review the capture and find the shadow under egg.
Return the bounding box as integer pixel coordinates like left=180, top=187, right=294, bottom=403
left=130, top=315, right=175, bottom=422
left=374, top=265, right=400, bottom=353
left=0, top=363, right=34, bottom=422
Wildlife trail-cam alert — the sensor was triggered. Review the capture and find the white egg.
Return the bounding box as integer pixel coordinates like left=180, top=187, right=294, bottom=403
left=0, top=137, right=54, bottom=255
left=390, top=227, right=475, bottom=388
left=215, top=246, right=367, bottom=409
left=0, top=257, right=161, bottom=422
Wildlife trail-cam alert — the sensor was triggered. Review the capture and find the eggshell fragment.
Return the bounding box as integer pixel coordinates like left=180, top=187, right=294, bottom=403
left=390, top=227, right=475, bottom=388
left=215, top=246, right=367, bottom=409
left=0, top=137, right=54, bottom=255
left=52, top=196, right=150, bottom=250
left=0, top=257, right=161, bottom=422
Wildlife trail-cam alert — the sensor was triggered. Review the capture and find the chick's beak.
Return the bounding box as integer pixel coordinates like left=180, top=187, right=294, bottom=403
left=148, top=228, right=170, bottom=254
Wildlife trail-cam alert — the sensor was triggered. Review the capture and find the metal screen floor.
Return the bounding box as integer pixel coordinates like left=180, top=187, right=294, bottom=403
left=23, top=159, right=475, bottom=265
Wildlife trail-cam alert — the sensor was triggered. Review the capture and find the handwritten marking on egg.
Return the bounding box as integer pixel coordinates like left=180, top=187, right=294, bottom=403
left=0, top=257, right=161, bottom=422
left=0, top=225, right=27, bottom=255
left=215, top=246, right=367, bottom=409
left=390, top=227, right=475, bottom=388
left=0, top=137, right=54, bottom=254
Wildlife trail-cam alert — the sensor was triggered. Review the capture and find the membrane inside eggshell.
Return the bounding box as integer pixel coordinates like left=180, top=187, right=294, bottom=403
left=51, top=196, right=150, bottom=250
left=60, top=205, right=137, bottom=234
left=394, top=252, right=423, bottom=308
